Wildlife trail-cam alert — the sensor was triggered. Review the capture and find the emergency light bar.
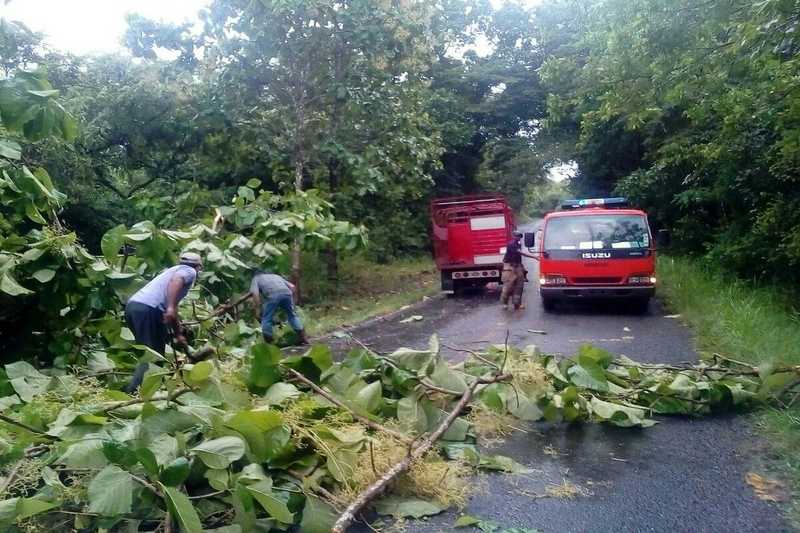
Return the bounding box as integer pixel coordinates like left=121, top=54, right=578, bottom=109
left=561, top=197, right=629, bottom=209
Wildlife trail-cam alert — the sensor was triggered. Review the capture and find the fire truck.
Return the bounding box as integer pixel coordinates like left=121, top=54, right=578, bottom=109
left=525, top=197, right=669, bottom=312
left=430, top=194, right=515, bottom=292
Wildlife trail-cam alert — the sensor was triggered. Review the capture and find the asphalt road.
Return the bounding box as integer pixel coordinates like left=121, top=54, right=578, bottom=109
left=333, top=228, right=789, bottom=532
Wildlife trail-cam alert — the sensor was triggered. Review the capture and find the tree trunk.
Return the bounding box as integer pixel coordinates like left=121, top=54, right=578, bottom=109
left=325, top=157, right=341, bottom=284
left=292, top=96, right=306, bottom=303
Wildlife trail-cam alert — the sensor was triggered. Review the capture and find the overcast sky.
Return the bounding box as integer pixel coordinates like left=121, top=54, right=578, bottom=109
left=2, top=0, right=209, bottom=55
left=2, top=0, right=539, bottom=56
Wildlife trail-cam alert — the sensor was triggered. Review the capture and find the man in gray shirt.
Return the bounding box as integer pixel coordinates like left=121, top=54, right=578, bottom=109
left=123, top=252, right=202, bottom=392
left=250, top=270, right=308, bottom=345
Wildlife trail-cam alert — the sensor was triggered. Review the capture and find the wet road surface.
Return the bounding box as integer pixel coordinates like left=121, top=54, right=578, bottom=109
left=330, top=232, right=789, bottom=532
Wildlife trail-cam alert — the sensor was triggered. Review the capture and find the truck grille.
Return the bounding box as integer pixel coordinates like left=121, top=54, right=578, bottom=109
left=573, top=277, right=622, bottom=284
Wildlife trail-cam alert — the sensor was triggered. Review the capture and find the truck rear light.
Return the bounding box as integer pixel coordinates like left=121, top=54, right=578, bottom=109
left=541, top=275, right=567, bottom=285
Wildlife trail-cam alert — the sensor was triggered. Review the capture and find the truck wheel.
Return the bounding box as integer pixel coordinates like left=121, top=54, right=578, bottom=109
left=541, top=297, right=556, bottom=312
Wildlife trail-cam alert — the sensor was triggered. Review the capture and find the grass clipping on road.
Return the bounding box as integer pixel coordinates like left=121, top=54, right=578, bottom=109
left=1, top=330, right=798, bottom=532
left=659, top=255, right=800, bottom=524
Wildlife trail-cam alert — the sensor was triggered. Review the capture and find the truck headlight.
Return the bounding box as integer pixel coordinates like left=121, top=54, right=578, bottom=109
left=541, top=275, right=567, bottom=285
left=629, top=275, right=655, bottom=284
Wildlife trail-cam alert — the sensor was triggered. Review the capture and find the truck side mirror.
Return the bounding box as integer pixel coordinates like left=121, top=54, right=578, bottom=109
left=657, top=229, right=671, bottom=248
left=524, top=232, right=535, bottom=248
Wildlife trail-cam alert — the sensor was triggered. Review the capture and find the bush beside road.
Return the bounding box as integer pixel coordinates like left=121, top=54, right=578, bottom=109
left=659, top=255, right=800, bottom=526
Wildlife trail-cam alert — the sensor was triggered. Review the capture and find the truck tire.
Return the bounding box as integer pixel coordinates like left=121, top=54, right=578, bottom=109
left=541, top=296, right=556, bottom=312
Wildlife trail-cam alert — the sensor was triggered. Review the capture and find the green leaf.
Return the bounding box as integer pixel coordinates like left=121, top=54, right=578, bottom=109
left=102, top=441, right=139, bottom=468
left=248, top=343, right=282, bottom=392
left=136, top=448, right=160, bottom=477
left=454, top=515, right=482, bottom=527
left=374, top=495, right=444, bottom=518
left=191, top=436, right=246, bottom=469
left=0, top=139, right=21, bottom=160
left=186, top=361, right=214, bottom=386
left=308, top=344, right=333, bottom=372
left=161, top=485, right=203, bottom=533
left=205, top=469, right=229, bottom=491
left=397, top=395, right=428, bottom=434
left=58, top=439, right=109, bottom=469
left=140, top=372, right=162, bottom=401
left=479, top=454, right=532, bottom=473
left=0, top=273, right=32, bottom=296
left=589, top=397, right=656, bottom=428
left=429, top=359, right=468, bottom=393
left=567, top=359, right=609, bottom=392
left=299, top=495, right=338, bottom=533
left=88, top=465, right=134, bottom=516
left=263, top=382, right=301, bottom=405
left=15, top=497, right=58, bottom=520
left=576, top=344, right=614, bottom=369
left=160, top=457, right=191, bottom=486
left=31, top=269, right=55, bottom=283
left=246, top=178, right=261, bottom=188
left=0, top=498, right=19, bottom=524
left=350, top=380, right=382, bottom=414
left=246, top=479, right=295, bottom=523
left=100, top=225, right=127, bottom=261
left=225, top=409, right=284, bottom=462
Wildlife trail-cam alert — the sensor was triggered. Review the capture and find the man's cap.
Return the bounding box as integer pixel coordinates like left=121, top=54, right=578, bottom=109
left=512, top=230, right=523, bottom=238
left=179, top=252, right=203, bottom=266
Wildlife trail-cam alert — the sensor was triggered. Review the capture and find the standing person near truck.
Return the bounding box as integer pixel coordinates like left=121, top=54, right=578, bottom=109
left=123, top=252, right=203, bottom=392
left=501, top=231, right=535, bottom=311
left=250, top=269, right=309, bottom=345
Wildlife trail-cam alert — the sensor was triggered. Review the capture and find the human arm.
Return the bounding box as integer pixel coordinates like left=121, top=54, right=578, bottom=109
left=164, top=276, right=187, bottom=345
left=250, top=278, right=262, bottom=317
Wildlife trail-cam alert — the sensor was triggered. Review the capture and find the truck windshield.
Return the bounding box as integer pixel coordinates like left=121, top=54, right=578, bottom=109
left=544, top=215, right=650, bottom=251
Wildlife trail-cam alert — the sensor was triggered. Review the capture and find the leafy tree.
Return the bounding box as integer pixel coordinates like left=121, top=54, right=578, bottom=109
left=538, top=0, right=800, bottom=283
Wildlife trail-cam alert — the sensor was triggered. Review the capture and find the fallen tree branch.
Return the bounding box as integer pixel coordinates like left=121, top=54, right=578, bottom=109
left=100, top=387, right=192, bottom=415
left=0, top=459, right=24, bottom=497
left=183, top=292, right=253, bottom=325
left=284, top=367, right=412, bottom=444
left=331, top=372, right=511, bottom=533
left=0, top=414, right=57, bottom=440
left=441, top=343, right=500, bottom=370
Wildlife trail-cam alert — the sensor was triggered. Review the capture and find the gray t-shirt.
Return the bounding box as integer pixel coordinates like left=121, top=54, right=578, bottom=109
left=129, top=265, right=197, bottom=311
left=250, top=273, right=293, bottom=300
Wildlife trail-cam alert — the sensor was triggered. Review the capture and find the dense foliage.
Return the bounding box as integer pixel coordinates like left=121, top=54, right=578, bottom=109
left=538, top=0, right=800, bottom=283
left=2, top=324, right=796, bottom=531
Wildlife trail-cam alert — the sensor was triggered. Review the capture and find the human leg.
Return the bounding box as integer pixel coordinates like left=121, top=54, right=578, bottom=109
left=500, top=264, right=514, bottom=305
left=261, top=298, right=280, bottom=343
left=278, top=295, right=308, bottom=345
left=124, top=302, right=167, bottom=393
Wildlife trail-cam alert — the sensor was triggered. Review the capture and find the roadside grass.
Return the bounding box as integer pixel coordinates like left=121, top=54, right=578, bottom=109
left=300, top=253, right=439, bottom=337
left=658, top=256, right=800, bottom=525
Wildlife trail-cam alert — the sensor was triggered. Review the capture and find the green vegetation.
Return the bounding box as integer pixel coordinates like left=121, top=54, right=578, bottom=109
left=301, top=255, right=438, bottom=337
left=658, top=256, right=800, bottom=524
left=2, top=323, right=797, bottom=530
left=540, top=0, right=800, bottom=285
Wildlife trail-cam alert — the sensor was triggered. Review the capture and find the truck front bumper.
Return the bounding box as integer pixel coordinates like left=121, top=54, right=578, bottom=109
left=540, top=285, right=655, bottom=300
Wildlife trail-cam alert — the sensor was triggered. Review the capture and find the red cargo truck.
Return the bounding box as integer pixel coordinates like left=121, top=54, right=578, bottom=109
left=430, top=194, right=515, bottom=292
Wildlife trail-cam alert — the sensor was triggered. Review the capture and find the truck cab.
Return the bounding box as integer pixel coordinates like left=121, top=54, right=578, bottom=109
left=530, top=197, right=661, bottom=312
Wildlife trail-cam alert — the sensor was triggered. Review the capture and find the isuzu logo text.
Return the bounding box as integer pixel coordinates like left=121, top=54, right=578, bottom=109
left=582, top=252, right=611, bottom=259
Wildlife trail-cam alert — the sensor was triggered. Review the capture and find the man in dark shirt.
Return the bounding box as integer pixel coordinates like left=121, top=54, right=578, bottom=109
left=501, top=231, right=535, bottom=310
left=250, top=270, right=309, bottom=345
